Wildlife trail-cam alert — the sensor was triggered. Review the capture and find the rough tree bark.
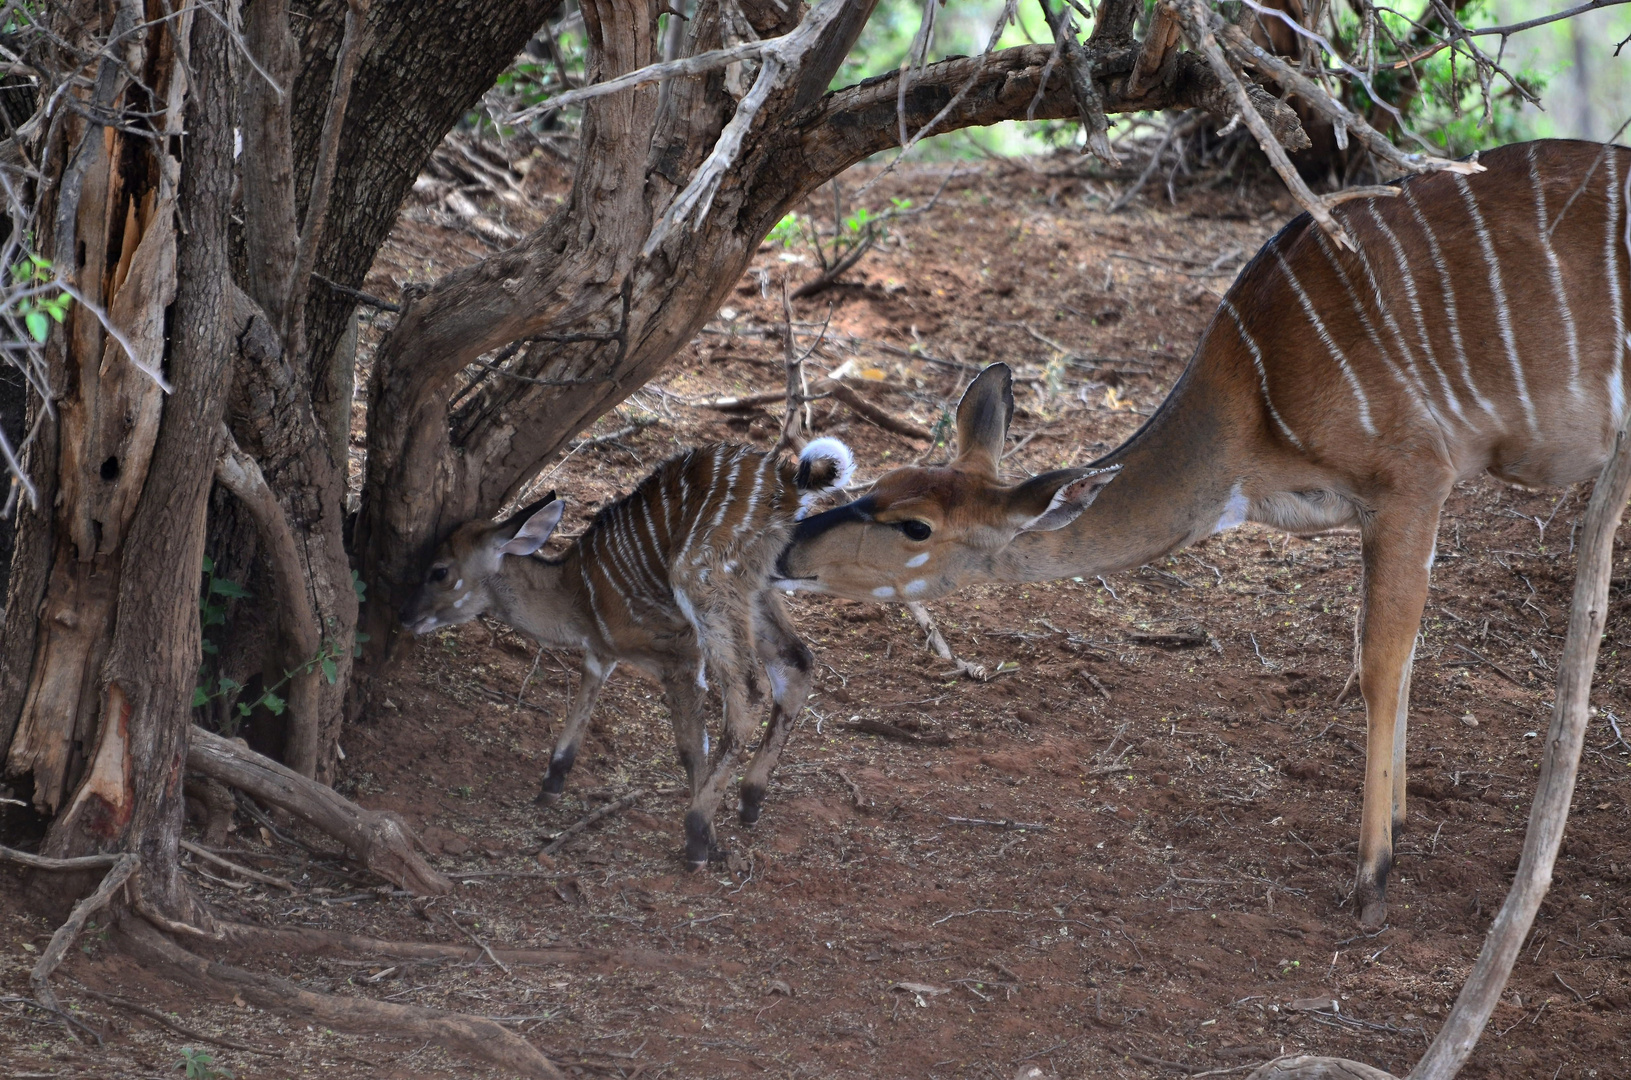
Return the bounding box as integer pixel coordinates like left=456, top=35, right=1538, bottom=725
left=354, top=0, right=1312, bottom=659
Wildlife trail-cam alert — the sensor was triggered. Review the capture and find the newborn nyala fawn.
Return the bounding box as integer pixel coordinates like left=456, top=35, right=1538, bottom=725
left=404, top=439, right=854, bottom=868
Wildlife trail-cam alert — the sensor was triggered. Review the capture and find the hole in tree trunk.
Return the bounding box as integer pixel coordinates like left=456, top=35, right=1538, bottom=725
left=99, top=455, right=120, bottom=481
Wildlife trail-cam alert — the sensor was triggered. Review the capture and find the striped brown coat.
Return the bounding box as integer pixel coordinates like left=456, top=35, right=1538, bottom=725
left=405, top=438, right=854, bottom=869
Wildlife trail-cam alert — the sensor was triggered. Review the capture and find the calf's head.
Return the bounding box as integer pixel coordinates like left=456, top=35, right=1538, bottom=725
left=401, top=496, right=565, bottom=635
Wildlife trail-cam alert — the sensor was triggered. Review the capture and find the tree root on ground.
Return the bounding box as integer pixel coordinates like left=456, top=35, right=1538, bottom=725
left=211, top=921, right=705, bottom=972
left=30, top=853, right=139, bottom=1042
left=117, top=917, right=566, bottom=1079
left=187, top=726, right=451, bottom=895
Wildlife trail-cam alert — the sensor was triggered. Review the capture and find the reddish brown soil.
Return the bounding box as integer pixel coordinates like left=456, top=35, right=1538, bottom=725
left=4, top=152, right=1630, bottom=1080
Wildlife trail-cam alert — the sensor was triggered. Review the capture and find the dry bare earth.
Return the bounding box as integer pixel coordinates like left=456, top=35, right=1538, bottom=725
left=3, top=152, right=1630, bottom=1079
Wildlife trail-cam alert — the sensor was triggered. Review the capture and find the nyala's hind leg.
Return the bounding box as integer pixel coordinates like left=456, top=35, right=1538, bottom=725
left=661, top=665, right=708, bottom=797
left=537, top=656, right=613, bottom=804
left=739, top=592, right=814, bottom=826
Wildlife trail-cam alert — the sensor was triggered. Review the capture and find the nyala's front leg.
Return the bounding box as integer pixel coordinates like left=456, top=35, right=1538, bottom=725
left=537, top=655, right=614, bottom=804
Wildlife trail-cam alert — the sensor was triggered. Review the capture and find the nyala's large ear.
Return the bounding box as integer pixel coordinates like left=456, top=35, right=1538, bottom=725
left=496, top=496, right=564, bottom=557
left=1007, top=467, right=1120, bottom=532
left=954, top=363, right=1015, bottom=477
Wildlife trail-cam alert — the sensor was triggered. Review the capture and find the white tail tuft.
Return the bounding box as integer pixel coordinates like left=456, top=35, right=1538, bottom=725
left=798, top=437, right=855, bottom=493
left=796, top=437, right=855, bottom=518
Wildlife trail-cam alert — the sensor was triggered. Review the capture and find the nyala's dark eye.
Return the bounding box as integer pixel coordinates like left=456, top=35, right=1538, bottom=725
left=900, top=520, right=933, bottom=542
left=428, top=566, right=449, bottom=583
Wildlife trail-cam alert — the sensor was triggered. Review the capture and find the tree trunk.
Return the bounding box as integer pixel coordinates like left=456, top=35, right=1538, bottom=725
left=353, top=4, right=1296, bottom=657
left=0, top=4, right=233, bottom=922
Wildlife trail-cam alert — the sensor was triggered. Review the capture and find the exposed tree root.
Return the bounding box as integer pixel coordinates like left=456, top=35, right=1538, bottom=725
left=118, top=917, right=566, bottom=1079
left=187, top=726, right=451, bottom=895
left=0, top=844, right=122, bottom=872
left=31, top=854, right=138, bottom=1041
left=212, top=921, right=705, bottom=972
left=1246, top=1058, right=1395, bottom=1080
left=77, top=987, right=279, bottom=1056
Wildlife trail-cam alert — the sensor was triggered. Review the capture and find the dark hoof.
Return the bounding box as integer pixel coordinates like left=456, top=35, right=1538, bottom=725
left=534, top=787, right=562, bottom=807
left=684, top=809, right=713, bottom=870
left=1359, top=898, right=1388, bottom=931
left=738, top=787, right=765, bottom=826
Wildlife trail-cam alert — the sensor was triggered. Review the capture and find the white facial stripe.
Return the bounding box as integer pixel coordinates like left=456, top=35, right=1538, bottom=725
left=905, top=552, right=930, bottom=568
left=872, top=586, right=897, bottom=599
left=902, top=579, right=929, bottom=596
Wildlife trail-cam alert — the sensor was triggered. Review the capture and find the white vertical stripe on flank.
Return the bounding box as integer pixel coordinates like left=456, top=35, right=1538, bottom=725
left=1405, top=185, right=1495, bottom=416
left=735, top=451, right=774, bottom=537
left=1314, top=231, right=1442, bottom=429
left=1609, top=151, right=1627, bottom=429
left=578, top=532, right=617, bottom=644
left=700, top=448, right=747, bottom=560
left=1457, top=174, right=1538, bottom=430
left=1221, top=299, right=1304, bottom=450
left=637, top=492, right=670, bottom=589
left=1528, top=144, right=1584, bottom=398
left=677, top=444, right=729, bottom=565
left=1358, top=204, right=1467, bottom=421
left=1276, top=252, right=1378, bottom=436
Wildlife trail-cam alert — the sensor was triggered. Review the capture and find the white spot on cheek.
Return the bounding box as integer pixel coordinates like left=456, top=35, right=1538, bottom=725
left=454, top=578, right=464, bottom=590
left=871, top=586, right=897, bottom=599
left=905, top=552, right=930, bottom=568
left=1213, top=482, right=1249, bottom=534
left=902, top=579, right=929, bottom=596
left=453, top=594, right=467, bottom=609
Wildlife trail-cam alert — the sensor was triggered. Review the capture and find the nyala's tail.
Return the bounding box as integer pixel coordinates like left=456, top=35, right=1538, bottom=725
left=791, top=437, right=855, bottom=518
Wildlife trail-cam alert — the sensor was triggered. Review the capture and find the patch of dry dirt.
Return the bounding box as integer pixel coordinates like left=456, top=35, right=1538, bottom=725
left=4, top=153, right=1630, bottom=1080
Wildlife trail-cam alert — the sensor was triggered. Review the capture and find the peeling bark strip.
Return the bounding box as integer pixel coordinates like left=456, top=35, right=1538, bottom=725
left=187, top=726, right=451, bottom=896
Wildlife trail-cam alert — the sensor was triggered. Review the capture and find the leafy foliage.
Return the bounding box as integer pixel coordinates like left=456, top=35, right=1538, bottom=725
left=175, top=1047, right=233, bottom=1080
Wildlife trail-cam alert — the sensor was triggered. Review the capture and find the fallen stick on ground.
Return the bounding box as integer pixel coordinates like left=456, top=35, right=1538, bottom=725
left=540, top=788, right=645, bottom=856
left=77, top=987, right=278, bottom=1055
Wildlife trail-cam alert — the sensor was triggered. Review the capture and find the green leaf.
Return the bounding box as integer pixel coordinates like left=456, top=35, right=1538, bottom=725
left=320, top=657, right=338, bottom=684
left=216, top=676, right=241, bottom=694
left=203, top=609, right=226, bottom=627
left=191, top=687, right=210, bottom=708
left=25, top=309, right=48, bottom=342
left=209, top=577, right=250, bottom=599
left=351, top=570, right=367, bottom=601
left=201, top=555, right=214, bottom=573
left=200, top=640, right=218, bottom=655
left=355, top=631, right=371, bottom=644
left=237, top=702, right=252, bottom=717
left=262, top=692, right=286, bottom=716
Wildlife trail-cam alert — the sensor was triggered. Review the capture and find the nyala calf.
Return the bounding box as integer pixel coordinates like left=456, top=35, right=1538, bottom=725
left=403, top=438, right=855, bottom=868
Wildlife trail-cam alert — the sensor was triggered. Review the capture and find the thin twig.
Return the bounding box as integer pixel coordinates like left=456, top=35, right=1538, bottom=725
left=541, top=789, right=645, bottom=856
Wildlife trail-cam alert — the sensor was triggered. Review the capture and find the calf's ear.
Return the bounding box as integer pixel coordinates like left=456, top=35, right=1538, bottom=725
left=953, top=363, right=1015, bottom=477
left=497, top=498, right=565, bottom=556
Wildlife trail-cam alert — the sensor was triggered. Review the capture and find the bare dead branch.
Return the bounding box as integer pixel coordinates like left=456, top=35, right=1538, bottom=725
left=511, top=38, right=775, bottom=118
left=1218, top=23, right=1476, bottom=179
left=1127, top=0, right=1183, bottom=96
left=1175, top=0, right=1349, bottom=246
left=0, top=845, right=122, bottom=871
left=1038, top=0, right=1118, bottom=164
left=179, top=839, right=295, bottom=890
